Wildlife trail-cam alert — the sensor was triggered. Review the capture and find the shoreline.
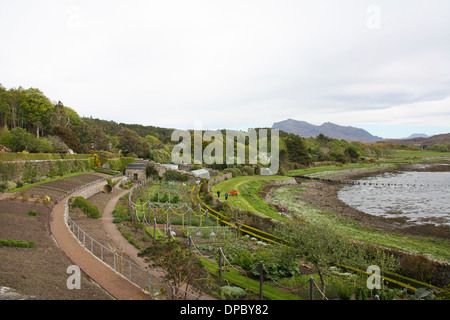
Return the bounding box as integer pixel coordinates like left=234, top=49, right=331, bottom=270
left=293, top=163, right=450, bottom=240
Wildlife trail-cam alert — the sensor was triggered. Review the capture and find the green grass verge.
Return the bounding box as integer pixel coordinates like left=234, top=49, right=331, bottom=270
left=272, top=184, right=450, bottom=263
left=211, top=175, right=292, bottom=221
left=0, top=239, right=36, bottom=248
left=200, top=257, right=302, bottom=300
left=286, top=163, right=379, bottom=177
left=145, top=227, right=166, bottom=240
left=390, top=149, right=450, bottom=158
left=7, top=170, right=95, bottom=193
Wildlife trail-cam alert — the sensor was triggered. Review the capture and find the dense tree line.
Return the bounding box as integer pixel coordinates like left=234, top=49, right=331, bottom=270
left=0, top=85, right=90, bottom=153
left=82, top=117, right=174, bottom=144
left=0, top=84, right=173, bottom=160
left=0, top=84, right=397, bottom=171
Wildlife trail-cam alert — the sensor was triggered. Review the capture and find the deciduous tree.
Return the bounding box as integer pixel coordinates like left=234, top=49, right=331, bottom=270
left=118, top=128, right=149, bottom=157
left=139, top=241, right=207, bottom=299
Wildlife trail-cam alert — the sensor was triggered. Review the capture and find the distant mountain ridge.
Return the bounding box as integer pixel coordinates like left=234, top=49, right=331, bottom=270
left=402, top=133, right=429, bottom=139
left=385, top=133, right=450, bottom=147
left=272, top=119, right=383, bottom=142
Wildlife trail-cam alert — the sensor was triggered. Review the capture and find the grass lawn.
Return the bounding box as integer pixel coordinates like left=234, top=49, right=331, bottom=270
left=211, top=175, right=292, bottom=221
left=286, top=163, right=378, bottom=177
left=287, top=150, right=450, bottom=177
left=391, top=149, right=450, bottom=158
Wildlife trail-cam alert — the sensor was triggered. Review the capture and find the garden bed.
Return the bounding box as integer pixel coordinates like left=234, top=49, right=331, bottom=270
left=0, top=194, right=112, bottom=300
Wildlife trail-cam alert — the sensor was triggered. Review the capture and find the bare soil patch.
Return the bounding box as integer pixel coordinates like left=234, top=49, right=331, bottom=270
left=0, top=197, right=112, bottom=300
left=20, top=172, right=109, bottom=202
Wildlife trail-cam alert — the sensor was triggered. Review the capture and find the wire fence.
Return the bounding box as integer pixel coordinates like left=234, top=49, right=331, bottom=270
left=188, top=237, right=328, bottom=300
left=62, top=183, right=203, bottom=300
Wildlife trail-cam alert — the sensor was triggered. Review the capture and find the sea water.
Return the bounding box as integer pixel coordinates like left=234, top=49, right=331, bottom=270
left=338, top=165, right=450, bottom=226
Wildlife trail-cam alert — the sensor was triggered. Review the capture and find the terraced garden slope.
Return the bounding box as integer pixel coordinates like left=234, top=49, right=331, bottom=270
left=211, top=175, right=293, bottom=222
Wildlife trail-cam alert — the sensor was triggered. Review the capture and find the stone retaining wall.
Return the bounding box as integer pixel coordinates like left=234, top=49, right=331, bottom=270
left=71, top=176, right=123, bottom=200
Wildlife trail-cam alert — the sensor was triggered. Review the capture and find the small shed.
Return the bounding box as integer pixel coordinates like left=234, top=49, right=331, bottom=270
left=191, top=169, right=210, bottom=179
left=125, top=163, right=146, bottom=182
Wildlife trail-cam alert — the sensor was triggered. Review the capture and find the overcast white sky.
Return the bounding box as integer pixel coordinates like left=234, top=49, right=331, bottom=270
left=1, top=0, right=449, bottom=138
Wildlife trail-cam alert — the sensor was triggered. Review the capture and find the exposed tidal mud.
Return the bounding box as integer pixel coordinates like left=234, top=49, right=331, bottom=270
left=289, top=164, right=450, bottom=240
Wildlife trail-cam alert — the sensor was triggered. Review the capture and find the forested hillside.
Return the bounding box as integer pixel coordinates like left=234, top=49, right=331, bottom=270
left=0, top=84, right=172, bottom=162
left=1, top=84, right=403, bottom=172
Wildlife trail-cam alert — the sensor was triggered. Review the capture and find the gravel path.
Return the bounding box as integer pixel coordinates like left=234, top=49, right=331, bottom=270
left=50, top=187, right=152, bottom=300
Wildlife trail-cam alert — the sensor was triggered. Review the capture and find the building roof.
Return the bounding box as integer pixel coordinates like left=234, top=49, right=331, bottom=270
left=126, top=163, right=146, bottom=170
left=191, top=169, right=210, bottom=178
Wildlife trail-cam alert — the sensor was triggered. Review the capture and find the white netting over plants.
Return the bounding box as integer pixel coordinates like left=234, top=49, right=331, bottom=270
left=186, top=226, right=237, bottom=244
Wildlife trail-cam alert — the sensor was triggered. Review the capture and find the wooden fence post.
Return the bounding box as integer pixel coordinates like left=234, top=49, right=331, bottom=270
left=219, top=247, right=223, bottom=281
left=259, top=261, right=264, bottom=300
left=153, top=218, right=157, bottom=242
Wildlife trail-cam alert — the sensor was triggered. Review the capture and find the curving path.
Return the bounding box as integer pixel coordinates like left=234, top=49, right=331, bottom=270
left=50, top=186, right=152, bottom=300
left=100, top=186, right=149, bottom=270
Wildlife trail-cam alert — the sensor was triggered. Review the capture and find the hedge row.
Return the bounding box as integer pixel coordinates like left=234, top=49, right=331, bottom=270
left=0, top=153, right=91, bottom=161
left=0, top=159, right=94, bottom=184
left=0, top=156, right=135, bottom=186
left=223, top=165, right=256, bottom=177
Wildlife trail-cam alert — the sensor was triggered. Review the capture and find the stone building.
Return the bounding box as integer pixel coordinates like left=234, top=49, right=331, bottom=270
left=125, top=163, right=146, bottom=182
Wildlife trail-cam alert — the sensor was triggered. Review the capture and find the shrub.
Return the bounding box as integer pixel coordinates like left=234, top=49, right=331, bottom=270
left=399, top=253, right=438, bottom=283
left=223, top=168, right=242, bottom=177
left=107, top=157, right=135, bottom=172
left=241, top=166, right=255, bottom=175
left=160, top=193, right=169, bottom=203
left=231, top=250, right=255, bottom=271
left=164, top=170, right=189, bottom=182
left=0, top=239, right=36, bottom=248
left=93, top=154, right=101, bottom=169
left=0, top=181, right=16, bottom=192
left=43, top=196, right=51, bottom=205
left=70, top=196, right=100, bottom=219
left=355, top=286, right=370, bottom=300
left=335, top=281, right=354, bottom=300
left=149, top=149, right=172, bottom=164
left=112, top=204, right=130, bottom=223
left=27, top=211, right=38, bottom=216
left=251, top=247, right=300, bottom=280
left=220, top=286, right=247, bottom=299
